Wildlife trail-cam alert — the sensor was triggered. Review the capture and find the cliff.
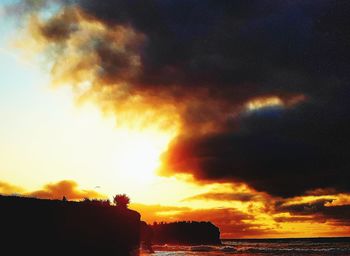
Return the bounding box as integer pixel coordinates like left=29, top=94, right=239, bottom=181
left=150, top=221, right=221, bottom=245
left=0, top=195, right=140, bottom=255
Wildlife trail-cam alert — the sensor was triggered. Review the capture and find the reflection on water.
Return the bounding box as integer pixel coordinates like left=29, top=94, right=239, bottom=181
left=137, top=237, right=350, bottom=256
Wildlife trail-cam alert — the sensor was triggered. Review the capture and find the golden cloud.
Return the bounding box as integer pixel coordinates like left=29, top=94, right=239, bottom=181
left=0, top=180, right=105, bottom=201
left=28, top=180, right=105, bottom=200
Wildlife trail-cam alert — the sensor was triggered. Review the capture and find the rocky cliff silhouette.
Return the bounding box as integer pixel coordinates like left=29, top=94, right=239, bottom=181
left=149, top=221, right=221, bottom=245
left=0, top=195, right=140, bottom=255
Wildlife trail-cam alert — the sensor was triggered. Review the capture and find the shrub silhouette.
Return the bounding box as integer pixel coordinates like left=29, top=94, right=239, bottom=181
left=113, top=194, right=130, bottom=208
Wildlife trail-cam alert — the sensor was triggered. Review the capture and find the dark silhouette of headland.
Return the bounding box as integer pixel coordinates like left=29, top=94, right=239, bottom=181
left=147, top=221, right=221, bottom=245
left=0, top=195, right=140, bottom=255
left=0, top=194, right=222, bottom=255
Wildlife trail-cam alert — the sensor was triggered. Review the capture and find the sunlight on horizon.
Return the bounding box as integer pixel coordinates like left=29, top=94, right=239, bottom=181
left=0, top=39, right=201, bottom=207
left=0, top=44, right=182, bottom=202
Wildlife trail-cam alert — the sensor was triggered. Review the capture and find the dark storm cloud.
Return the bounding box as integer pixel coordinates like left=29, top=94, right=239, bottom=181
left=275, top=199, right=350, bottom=225
left=22, top=0, right=331, bottom=99
left=183, top=192, right=259, bottom=202
left=274, top=216, right=315, bottom=223
left=76, top=0, right=329, bottom=92
left=162, top=100, right=350, bottom=197
left=149, top=0, right=350, bottom=197
left=13, top=0, right=350, bottom=197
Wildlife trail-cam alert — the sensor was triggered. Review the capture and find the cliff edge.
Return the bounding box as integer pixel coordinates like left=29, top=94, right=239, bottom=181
left=0, top=195, right=140, bottom=255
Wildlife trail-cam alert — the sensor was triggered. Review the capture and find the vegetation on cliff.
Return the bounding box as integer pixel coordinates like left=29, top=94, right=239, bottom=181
left=148, top=221, right=221, bottom=245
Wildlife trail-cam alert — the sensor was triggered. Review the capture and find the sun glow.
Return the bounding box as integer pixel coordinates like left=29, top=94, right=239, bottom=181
left=112, top=128, right=174, bottom=185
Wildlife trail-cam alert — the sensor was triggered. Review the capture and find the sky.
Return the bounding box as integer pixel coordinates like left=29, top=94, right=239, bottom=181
left=0, top=0, right=350, bottom=238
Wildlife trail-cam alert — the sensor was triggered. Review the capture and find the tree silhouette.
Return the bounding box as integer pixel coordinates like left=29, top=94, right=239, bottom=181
left=113, top=194, right=130, bottom=209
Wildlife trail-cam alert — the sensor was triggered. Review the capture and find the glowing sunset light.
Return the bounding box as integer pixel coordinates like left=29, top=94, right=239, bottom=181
left=245, top=94, right=307, bottom=112
left=1, top=0, right=350, bottom=240
left=246, top=96, right=283, bottom=111
left=111, top=128, right=175, bottom=185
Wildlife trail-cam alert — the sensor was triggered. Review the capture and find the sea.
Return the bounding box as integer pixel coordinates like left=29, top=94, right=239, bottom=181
left=140, top=237, right=350, bottom=255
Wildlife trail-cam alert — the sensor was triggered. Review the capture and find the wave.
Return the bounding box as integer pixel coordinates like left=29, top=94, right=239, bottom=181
left=150, top=242, right=350, bottom=254
left=242, top=247, right=350, bottom=254
left=190, top=246, right=215, bottom=252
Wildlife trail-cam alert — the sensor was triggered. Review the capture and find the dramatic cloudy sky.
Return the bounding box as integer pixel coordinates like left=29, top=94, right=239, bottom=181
left=0, top=0, right=350, bottom=238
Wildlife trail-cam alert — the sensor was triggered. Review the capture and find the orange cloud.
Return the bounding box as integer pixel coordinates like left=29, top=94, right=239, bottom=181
left=183, top=192, right=260, bottom=202
left=274, top=197, right=350, bottom=228
left=130, top=203, right=190, bottom=224
left=28, top=180, right=105, bottom=200
left=0, top=181, right=24, bottom=195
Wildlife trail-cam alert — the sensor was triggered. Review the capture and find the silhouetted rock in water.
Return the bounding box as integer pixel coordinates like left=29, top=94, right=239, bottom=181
left=149, top=221, right=221, bottom=245
left=0, top=195, right=140, bottom=255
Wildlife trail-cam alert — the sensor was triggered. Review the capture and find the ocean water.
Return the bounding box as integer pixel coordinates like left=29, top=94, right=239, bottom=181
left=140, top=237, right=350, bottom=255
